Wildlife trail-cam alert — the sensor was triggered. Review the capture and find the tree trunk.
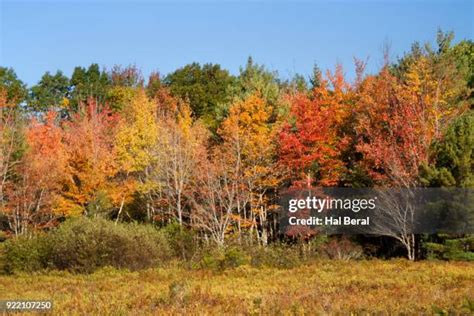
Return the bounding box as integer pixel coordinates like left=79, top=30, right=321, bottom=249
left=403, top=233, right=416, bottom=261
left=115, top=197, right=125, bottom=225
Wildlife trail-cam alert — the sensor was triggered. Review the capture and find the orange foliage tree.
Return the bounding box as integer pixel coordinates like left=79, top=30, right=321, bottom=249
left=6, top=111, right=67, bottom=235
left=56, top=100, right=119, bottom=216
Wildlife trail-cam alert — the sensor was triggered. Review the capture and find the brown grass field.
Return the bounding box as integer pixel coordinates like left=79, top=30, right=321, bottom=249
left=1, top=259, right=473, bottom=315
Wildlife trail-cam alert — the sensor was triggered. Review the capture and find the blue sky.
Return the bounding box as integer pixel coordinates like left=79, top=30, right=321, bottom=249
left=1, top=0, right=472, bottom=86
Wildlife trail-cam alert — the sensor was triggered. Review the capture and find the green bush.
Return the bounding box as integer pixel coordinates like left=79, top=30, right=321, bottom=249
left=0, top=230, right=7, bottom=242
left=425, top=235, right=474, bottom=261
left=199, top=248, right=224, bottom=270
left=443, top=237, right=474, bottom=261
left=2, top=234, right=52, bottom=273
left=425, top=242, right=446, bottom=260
left=222, top=246, right=250, bottom=268
left=195, top=243, right=306, bottom=270
left=2, top=217, right=172, bottom=274
left=195, top=245, right=249, bottom=270
left=162, top=222, right=197, bottom=260
left=250, top=245, right=302, bottom=269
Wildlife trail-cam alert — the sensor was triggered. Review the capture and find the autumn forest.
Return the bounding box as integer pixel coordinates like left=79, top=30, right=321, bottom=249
left=0, top=29, right=473, bottom=253
left=0, top=24, right=473, bottom=312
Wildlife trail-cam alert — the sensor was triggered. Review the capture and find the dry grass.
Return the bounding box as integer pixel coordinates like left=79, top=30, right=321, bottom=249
left=1, top=259, right=473, bottom=315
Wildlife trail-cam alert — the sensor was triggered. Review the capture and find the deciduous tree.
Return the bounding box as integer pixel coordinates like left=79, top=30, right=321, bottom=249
left=153, top=102, right=208, bottom=226
left=6, top=111, right=66, bottom=235
left=57, top=99, right=118, bottom=216
left=0, top=89, right=24, bottom=224
left=218, top=93, right=282, bottom=244
left=279, top=66, right=351, bottom=187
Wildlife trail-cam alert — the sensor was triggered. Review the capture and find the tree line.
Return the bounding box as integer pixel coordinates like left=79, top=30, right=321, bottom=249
left=0, top=31, right=472, bottom=260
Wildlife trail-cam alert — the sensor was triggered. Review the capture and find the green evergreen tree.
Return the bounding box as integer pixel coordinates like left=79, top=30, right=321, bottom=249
left=70, top=64, right=111, bottom=110
left=164, top=62, right=234, bottom=129
left=420, top=111, right=474, bottom=187
left=29, top=71, right=70, bottom=112
left=0, top=67, right=27, bottom=104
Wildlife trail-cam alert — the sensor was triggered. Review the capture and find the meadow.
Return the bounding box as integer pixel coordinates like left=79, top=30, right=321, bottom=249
left=1, top=260, right=473, bottom=315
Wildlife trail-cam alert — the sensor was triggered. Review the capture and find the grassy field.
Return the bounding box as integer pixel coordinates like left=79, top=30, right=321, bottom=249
left=1, top=260, right=473, bottom=315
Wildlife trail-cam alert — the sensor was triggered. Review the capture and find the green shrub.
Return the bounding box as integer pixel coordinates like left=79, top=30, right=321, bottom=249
left=48, top=218, right=171, bottom=272
left=194, top=243, right=304, bottom=270
left=199, top=249, right=224, bottom=270
left=424, top=235, right=474, bottom=261
left=2, top=217, right=172, bottom=274
left=2, top=234, right=52, bottom=273
left=250, top=245, right=302, bottom=269
left=222, top=246, right=249, bottom=268
left=0, top=230, right=7, bottom=242
left=443, top=237, right=474, bottom=261
left=425, top=242, right=446, bottom=260
left=195, top=245, right=249, bottom=270
left=162, top=222, right=197, bottom=260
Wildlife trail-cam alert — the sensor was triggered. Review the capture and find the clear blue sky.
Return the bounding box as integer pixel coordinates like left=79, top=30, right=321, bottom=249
left=1, top=0, right=472, bottom=86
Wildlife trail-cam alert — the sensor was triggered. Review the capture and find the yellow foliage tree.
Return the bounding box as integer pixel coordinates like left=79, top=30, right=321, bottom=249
left=114, top=89, right=159, bottom=221
left=116, top=89, right=158, bottom=173
left=218, top=94, right=282, bottom=244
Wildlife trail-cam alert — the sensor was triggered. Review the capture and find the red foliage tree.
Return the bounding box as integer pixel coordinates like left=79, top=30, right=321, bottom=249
left=279, top=66, right=351, bottom=187
left=355, top=65, right=462, bottom=186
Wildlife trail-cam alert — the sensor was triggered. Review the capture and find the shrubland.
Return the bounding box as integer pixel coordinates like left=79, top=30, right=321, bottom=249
left=0, top=218, right=366, bottom=274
